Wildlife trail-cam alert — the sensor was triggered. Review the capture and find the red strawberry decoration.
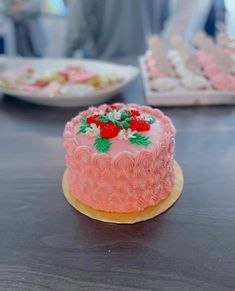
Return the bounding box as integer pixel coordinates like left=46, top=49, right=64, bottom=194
left=129, top=118, right=150, bottom=132
left=77, top=106, right=154, bottom=152
left=105, top=104, right=119, bottom=112
left=126, top=109, right=140, bottom=117
left=100, top=122, right=120, bottom=138
left=110, top=104, right=118, bottom=110
left=86, top=114, right=102, bottom=126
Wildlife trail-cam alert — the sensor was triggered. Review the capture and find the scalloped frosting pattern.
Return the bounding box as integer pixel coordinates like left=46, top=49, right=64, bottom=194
left=64, top=103, right=176, bottom=213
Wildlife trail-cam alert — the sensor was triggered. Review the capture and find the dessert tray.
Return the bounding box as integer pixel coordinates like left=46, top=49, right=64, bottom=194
left=0, top=56, right=138, bottom=107
left=140, top=33, right=235, bottom=106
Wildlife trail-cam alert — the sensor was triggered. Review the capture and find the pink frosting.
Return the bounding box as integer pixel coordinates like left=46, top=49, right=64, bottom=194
left=195, top=50, right=215, bottom=67
left=211, top=73, right=235, bottom=91
left=145, top=52, right=169, bottom=79
left=195, top=50, right=235, bottom=89
left=203, top=64, right=223, bottom=79
left=145, top=50, right=153, bottom=61
left=223, top=48, right=235, bottom=55
left=69, top=72, right=97, bottom=83
left=63, top=103, right=176, bottom=213
left=148, top=67, right=168, bottom=79
left=40, top=81, right=61, bottom=95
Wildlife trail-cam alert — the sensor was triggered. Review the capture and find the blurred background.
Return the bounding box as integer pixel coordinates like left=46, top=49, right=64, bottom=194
left=0, top=0, right=234, bottom=59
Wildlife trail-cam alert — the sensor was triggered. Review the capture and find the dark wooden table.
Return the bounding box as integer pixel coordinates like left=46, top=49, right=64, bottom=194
left=0, top=60, right=235, bottom=290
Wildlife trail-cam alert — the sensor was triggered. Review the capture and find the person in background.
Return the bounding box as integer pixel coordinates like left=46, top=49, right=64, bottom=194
left=65, top=0, right=213, bottom=60
left=65, top=0, right=169, bottom=59
left=3, top=0, right=46, bottom=57
left=163, top=0, right=213, bottom=44
left=0, top=7, right=5, bottom=54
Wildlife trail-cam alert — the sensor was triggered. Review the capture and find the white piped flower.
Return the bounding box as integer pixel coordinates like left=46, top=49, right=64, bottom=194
left=86, top=123, right=100, bottom=137
left=141, top=114, right=152, bottom=123
left=118, top=128, right=137, bottom=141
left=107, top=110, right=121, bottom=120
left=94, top=109, right=105, bottom=115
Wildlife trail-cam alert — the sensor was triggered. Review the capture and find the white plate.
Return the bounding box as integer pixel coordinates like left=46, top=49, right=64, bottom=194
left=139, top=56, right=235, bottom=106
left=0, top=56, right=139, bottom=107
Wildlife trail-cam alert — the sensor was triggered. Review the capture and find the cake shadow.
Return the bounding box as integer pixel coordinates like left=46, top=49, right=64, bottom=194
left=73, top=210, right=166, bottom=252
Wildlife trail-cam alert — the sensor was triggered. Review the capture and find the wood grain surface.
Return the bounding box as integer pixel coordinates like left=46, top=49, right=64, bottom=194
left=0, top=59, right=235, bottom=291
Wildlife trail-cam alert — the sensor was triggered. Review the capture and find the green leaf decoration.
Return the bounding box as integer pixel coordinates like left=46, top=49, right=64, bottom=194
left=121, top=117, right=131, bottom=128
left=98, top=115, right=121, bottom=126
left=129, top=133, right=152, bottom=146
left=98, top=116, right=111, bottom=123
left=80, top=117, right=88, bottom=125
left=76, top=124, right=91, bottom=134
left=112, top=120, right=122, bottom=125
left=147, top=115, right=156, bottom=124
left=141, top=114, right=156, bottom=124
left=94, top=137, right=112, bottom=152
left=121, top=110, right=131, bottom=119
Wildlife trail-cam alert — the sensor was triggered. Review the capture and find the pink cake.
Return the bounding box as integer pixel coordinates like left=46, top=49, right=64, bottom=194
left=63, top=103, right=176, bottom=213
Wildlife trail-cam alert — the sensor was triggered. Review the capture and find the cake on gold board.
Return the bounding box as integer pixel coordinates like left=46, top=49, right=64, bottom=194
left=62, top=103, right=184, bottom=223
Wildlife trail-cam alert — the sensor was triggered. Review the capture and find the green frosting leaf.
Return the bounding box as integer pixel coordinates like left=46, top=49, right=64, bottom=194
left=121, top=117, right=131, bottom=128
left=80, top=117, right=88, bottom=125
left=141, top=114, right=156, bottom=124
left=76, top=117, right=92, bottom=134
left=129, top=133, right=152, bottom=146
left=98, top=115, right=111, bottom=123
left=77, top=124, right=91, bottom=134
left=98, top=115, right=121, bottom=126
left=120, top=110, right=131, bottom=119
left=94, top=137, right=112, bottom=152
left=147, top=115, right=156, bottom=124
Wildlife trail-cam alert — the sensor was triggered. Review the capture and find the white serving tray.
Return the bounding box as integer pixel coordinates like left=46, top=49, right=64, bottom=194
left=139, top=56, right=235, bottom=106
left=0, top=56, right=139, bottom=107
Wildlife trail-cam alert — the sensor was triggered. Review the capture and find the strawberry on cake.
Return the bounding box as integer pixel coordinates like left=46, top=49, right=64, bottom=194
left=63, top=103, right=183, bottom=223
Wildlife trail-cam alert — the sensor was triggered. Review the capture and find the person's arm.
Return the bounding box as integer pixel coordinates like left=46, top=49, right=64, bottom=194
left=22, top=0, right=41, bottom=13
left=65, top=0, right=90, bottom=57
left=162, top=0, right=213, bottom=43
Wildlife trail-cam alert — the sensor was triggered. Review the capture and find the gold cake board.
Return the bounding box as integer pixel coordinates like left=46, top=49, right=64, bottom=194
left=62, top=160, right=184, bottom=224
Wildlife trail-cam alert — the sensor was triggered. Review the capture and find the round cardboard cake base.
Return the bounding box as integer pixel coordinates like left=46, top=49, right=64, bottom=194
left=62, top=161, right=184, bottom=224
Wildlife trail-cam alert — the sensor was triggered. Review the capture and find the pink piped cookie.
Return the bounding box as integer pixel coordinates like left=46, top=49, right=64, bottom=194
left=211, top=73, right=235, bottom=91
left=148, top=67, right=168, bottom=79
left=203, top=64, right=222, bottom=79
left=146, top=51, right=169, bottom=79
left=195, top=50, right=215, bottom=67
left=69, top=72, right=97, bottom=83
left=64, top=104, right=176, bottom=213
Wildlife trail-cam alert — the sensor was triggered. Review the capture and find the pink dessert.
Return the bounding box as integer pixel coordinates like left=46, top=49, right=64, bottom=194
left=64, top=103, right=176, bottom=213
left=203, top=64, right=222, bottom=79
left=69, top=72, right=97, bottom=83
left=148, top=67, right=168, bottom=79
left=211, top=73, right=235, bottom=91
left=195, top=50, right=235, bottom=90
left=145, top=51, right=169, bottom=79
left=195, top=50, right=215, bottom=68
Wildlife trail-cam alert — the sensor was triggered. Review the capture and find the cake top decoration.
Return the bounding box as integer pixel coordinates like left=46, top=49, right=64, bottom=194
left=76, top=104, right=156, bottom=153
